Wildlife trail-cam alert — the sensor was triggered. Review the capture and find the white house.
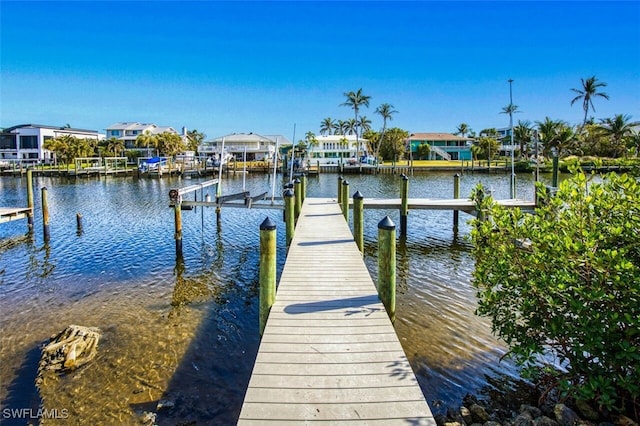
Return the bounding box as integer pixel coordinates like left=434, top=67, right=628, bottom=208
left=105, top=122, right=182, bottom=156
left=198, top=133, right=291, bottom=162
left=308, top=135, right=369, bottom=165
left=0, top=124, right=104, bottom=164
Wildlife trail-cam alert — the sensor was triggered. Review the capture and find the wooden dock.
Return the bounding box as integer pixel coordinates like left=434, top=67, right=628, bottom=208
left=0, top=207, right=32, bottom=224
left=239, top=198, right=435, bottom=424
left=354, top=197, right=536, bottom=213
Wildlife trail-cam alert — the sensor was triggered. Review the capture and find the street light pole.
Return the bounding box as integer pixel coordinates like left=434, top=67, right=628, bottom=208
left=508, top=79, right=515, bottom=199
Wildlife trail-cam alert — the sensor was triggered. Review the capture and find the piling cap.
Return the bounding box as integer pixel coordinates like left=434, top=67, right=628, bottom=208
left=401, top=174, right=409, bottom=181
left=338, top=176, right=343, bottom=182
left=378, top=215, right=396, bottom=230
left=283, top=182, right=294, bottom=189
left=260, top=217, right=277, bottom=231
left=342, top=179, right=349, bottom=186
left=353, top=190, right=364, bottom=199
left=283, top=189, right=294, bottom=198
left=294, top=178, right=301, bottom=184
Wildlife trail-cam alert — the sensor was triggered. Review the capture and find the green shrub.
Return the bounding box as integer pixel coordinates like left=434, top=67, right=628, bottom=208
left=470, top=170, right=640, bottom=416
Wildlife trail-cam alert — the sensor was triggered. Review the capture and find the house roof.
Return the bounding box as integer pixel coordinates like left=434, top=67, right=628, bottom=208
left=210, top=133, right=274, bottom=143
left=2, top=124, right=99, bottom=134
left=409, top=132, right=473, bottom=141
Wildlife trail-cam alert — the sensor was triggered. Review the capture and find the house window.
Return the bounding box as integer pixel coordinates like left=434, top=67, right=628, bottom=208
left=19, top=135, right=38, bottom=149
left=0, top=134, right=16, bottom=149
left=110, top=130, right=121, bottom=137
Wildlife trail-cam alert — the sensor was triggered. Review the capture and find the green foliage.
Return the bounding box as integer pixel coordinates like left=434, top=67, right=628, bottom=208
left=470, top=170, right=640, bottom=415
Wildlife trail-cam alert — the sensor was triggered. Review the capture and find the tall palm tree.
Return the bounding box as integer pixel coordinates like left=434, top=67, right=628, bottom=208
left=570, top=76, right=609, bottom=129
left=597, top=114, right=640, bottom=158
left=341, top=88, right=371, bottom=160
left=319, top=117, right=335, bottom=135
left=375, top=103, right=398, bottom=162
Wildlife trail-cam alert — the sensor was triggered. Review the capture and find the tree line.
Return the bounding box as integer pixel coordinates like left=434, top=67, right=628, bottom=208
left=43, top=129, right=206, bottom=168
left=308, top=77, right=639, bottom=163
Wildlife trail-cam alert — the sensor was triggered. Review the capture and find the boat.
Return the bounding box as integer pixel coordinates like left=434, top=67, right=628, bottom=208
left=138, top=157, right=168, bottom=173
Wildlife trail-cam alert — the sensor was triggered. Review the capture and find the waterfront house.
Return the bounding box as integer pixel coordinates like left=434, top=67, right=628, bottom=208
left=408, top=133, right=473, bottom=161
left=105, top=122, right=183, bottom=157
left=308, top=135, right=369, bottom=165
left=0, top=124, right=104, bottom=165
left=198, top=133, right=291, bottom=162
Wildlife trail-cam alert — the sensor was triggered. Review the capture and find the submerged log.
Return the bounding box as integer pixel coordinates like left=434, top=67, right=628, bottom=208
left=36, top=324, right=101, bottom=387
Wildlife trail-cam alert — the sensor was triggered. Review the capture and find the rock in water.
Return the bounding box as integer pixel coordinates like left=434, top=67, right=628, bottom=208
left=36, top=325, right=101, bottom=386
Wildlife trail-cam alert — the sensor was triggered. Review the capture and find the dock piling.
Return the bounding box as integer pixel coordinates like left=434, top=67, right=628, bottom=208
left=400, top=174, right=409, bottom=236
left=453, top=174, right=460, bottom=231
left=26, top=169, right=34, bottom=231
left=341, top=179, right=349, bottom=222
left=353, top=191, right=364, bottom=253
left=378, top=216, right=396, bottom=321
left=76, top=213, right=83, bottom=232
left=284, top=189, right=295, bottom=246
left=174, top=202, right=183, bottom=256
left=259, top=217, right=277, bottom=335
left=42, top=187, right=50, bottom=242
left=293, top=178, right=301, bottom=221
left=337, top=176, right=343, bottom=204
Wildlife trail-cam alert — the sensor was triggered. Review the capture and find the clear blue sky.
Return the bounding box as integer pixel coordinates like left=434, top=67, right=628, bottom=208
left=2, top=1, right=639, bottom=140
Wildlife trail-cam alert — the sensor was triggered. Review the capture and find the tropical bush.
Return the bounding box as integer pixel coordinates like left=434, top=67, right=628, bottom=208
left=470, top=170, right=640, bottom=417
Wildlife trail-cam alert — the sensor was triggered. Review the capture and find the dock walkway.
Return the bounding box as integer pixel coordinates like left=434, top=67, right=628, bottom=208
left=0, top=207, right=31, bottom=224
left=239, top=198, right=435, bottom=424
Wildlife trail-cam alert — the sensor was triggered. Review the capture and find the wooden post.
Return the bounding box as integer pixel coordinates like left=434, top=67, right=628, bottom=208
left=400, top=174, right=409, bottom=236
left=317, top=160, right=320, bottom=174
left=552, top=156, right=559, bottom=188
left=378, top=216, right=396, bottom=321
left=26, top=169, right=34, bottom=231
left=41, top=187, right=50, bottom=242
left=341, top=179, right=349, bottom=222
left=512, top=174, right=517, bottom=199
left=284, top=189, right=295, bottom=246
left=453, top=173, right=460, bottom=231
left=337, top=176, right=343, bottom=204
left=293, top=178, right=301, bottom=221
left=353, top=191, right=364, bottom=254
left=300, top=174, right=306, bottom=204
left=259, top=217, right=277, bottom=335
left=174, top=203, right=183, bottom=256
left=76, top=212, right=83, bottom=232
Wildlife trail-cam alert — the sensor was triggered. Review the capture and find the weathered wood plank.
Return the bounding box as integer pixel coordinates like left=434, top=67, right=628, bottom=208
left=239, top=198, right=434, bottom=424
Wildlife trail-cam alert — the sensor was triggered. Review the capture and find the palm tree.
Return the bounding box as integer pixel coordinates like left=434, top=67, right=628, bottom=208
left=597, top=114, right=640, bottom=158
left=136, top=130, right=159, bottom=157
left=455, top=123, right=470, bottom=138
left=536, top=117, right=573, bottom=157
left=319, top=117, right=335, bottom=135
left=186, top=129, right=205, bottom=152
left=341, top=88, right=371, bottom=160
left=358, top=116, right=372, bottom=134
left=570, top=76, right=609, bottom=129
left=513, top=120, right=533, bottom=159
left=345, top=118, right=357, bottom=135
left=335, top=120, right=347, bottom=135
left=105, top=137, right=125, bottom=157
left=375, top=103, right=398, bottom=162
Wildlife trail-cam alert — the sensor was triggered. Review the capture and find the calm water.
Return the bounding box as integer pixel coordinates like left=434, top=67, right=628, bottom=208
left=0, top=170, right=553, bottom=425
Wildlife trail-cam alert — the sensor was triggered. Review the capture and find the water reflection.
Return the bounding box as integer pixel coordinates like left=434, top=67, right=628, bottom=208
left=0, top=171, right=552, bottom=423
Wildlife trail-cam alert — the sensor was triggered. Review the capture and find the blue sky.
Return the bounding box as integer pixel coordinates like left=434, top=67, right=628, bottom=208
left=1, top=1, right=639, bottom=141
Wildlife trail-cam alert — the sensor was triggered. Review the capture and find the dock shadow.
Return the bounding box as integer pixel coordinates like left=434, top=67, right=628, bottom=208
left=283, top=294, right=381, bottom=314
left=1, top=344, right=43, bottom=426
left=297, top=238, right=353, bottom=246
